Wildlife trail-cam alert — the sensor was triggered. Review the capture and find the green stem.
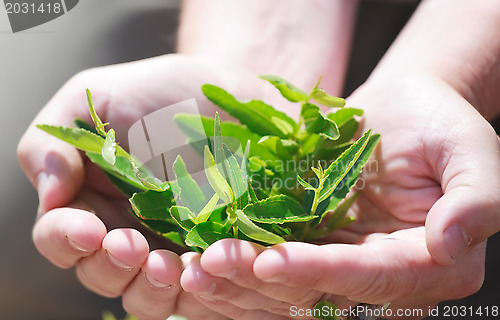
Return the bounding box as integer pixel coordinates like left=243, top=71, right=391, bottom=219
left=310, top=166, right=325, bottom=216
left=226, top=206, right=237, bottom=225
left=233, top=225, right=239, bottom=239
left=299, top=170, right=324, bottom=241
left=309, top=188, right=321, bottom=216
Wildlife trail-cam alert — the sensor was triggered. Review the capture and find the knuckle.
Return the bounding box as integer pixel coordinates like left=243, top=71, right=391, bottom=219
left=75, top=266, right=121, bottom=298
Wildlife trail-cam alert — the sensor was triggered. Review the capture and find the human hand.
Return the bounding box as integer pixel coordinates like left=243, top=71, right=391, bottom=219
left=180, top=73, right=500, bottom=319
left=17, top=54, right=266, bottom=320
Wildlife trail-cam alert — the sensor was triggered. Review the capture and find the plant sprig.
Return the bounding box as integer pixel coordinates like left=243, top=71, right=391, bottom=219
left=37, top=75, right=380, bottom=251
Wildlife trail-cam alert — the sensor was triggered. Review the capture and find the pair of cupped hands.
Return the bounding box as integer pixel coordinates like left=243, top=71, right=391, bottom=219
left=18, top=54, right=500, bottom=320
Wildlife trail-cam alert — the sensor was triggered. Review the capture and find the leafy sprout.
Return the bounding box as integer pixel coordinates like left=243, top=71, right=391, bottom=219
left=37, top=75, right=379, bottom=251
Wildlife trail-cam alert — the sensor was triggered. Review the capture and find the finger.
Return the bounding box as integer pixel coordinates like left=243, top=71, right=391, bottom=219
left=425, top=117, right=500, bottom=265
left=201, top=239, right=325, bottom=308
left=175, top=290, right=230, bottom=320
left=32, top=207, right=106, bottom=268
left=122, top=250, right=182, bottom=320
left=253, top=227, right=485, bottom=305
left=181, top=252, right=293, bottom=314
left=76, top=228, right=149, bottom=297
left=17, top=75, right=100, bottom=212
left=174, top=253, right=230, bottom=320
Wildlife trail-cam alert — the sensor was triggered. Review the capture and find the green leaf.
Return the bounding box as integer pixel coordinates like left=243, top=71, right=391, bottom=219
left=204, top=145, right=234, bottom=204
left=74, top=118, right=97, bottom=134
left=213, top=112, right=229, bottom=179
left=129, top=189, right=174, bottom=220
left=301, top=104, right=340, bottom=140
left=37, top=124, right=129, bottom=157
left=201, top=84, right=290, bottom=138
left=223, top=145, right=248, bottom=209
left=174, top=113, right=280, bottom=165
left=247, top=181, right=259, bottom=203
left=243, top=195, right=317, bottom=224
left=235, top=210, right=285, bottom=244
left=170, top=206, right=196, bottom=230
left=300, top=132, right=322, bottom=156
left=322, top=134, right=380, bottom=213
left=311, top=88, right=345, bottom=108
left=297, top=175, right=314, bottom=190
left=277, top=139, right=299, bottom=160
left=327, top=108, right=363, bottom=127
left=319, top=130, right=372, bottom=202
left=245, top=99, right=297, bottom=134
left=242, top=195, right=315, bottom=224
left=173, top=156, right=207, bottom=213
left=38, top=125, right=104, bottom=154
left=195, top=194, right=220, bottom=224
left=317, top=142, right=353, bottom=163
left=259, top=74, right=308, bottom=103
left=271, top=116, right=295, bottom=135
left=302, top=103, right=326, bottom=133
left=241, top=140, right=251, bottom=183
left=307, top=193, right=358, bottom=241
left=163, top=232, right=186, bottom=248
left=86, top=89, right=108, bottom=136
left=130, top=159, right=169, bottom=192
left=133, top=213, right=184, bottom=235
left=86, top=153, right=147, bottom=192
left=257, top=135, right=280, bottom=154
left=313, top=301, right=338, bottom=320
left=75, top=119, right=147, bottom=195
left=328, top=118, right=358, bottom=145
left=185, top=221, right=233, bottom=250
left=102, top=311, right=118, bottom=320
left=319, top=118, right=340, bottom=140
left=174, top=113, right=256, bottom=145
left=101, top=170, right=144, bottom=197
left=102, top=129, right=117, bottom=165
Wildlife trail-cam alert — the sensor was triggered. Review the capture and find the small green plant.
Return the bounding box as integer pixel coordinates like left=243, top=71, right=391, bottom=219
left=37, top=75, right=379, bottom=251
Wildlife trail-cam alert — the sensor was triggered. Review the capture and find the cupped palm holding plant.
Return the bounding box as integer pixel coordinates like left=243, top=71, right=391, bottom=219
left=37, top=75, right=379, bottom=252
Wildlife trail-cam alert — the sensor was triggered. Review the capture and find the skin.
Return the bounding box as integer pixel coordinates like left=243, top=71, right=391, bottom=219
left=187, top=74, right=498, bottom=319
left=17, top=0, right=500, bottom=319
left=18, top=55, right=262, bottom=320
left=180, top=0, right=500, bottom=319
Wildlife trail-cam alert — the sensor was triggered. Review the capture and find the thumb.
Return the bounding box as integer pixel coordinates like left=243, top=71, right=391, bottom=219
left=17, top=77, right=102, bottom=213
left=426, top=183, right=500, bottom=266
left=254, top=228, right=485, bottom=307
left=425, top=129, right=500, bottom=265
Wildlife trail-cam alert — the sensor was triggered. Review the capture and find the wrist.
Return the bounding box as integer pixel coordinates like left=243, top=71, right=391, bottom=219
left=368, top=0, right=500, bottom=120
left=178, top=0, right=359, bottom=96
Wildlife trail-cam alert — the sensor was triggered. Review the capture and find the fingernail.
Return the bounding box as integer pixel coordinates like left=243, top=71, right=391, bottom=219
left=106, top=250, right=134, bottom=271
left=66, top=236, right=90, bottom=253
left=444, top=224, right=471, bottom=262
left=144, top=272, right=172, bottom=289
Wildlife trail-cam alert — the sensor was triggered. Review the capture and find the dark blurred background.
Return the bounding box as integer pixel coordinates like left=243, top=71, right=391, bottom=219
left=0, top=0, right=497, bottom=319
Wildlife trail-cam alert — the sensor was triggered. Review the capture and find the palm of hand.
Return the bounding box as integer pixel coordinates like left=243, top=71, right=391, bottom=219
left=319, top=74, right=491, bottom=306
left=193, top=75, right=494, bottom=320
